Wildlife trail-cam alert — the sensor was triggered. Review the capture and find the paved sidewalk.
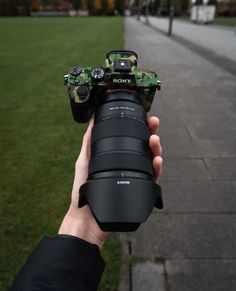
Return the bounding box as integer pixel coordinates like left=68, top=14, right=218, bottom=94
left=139, top=16, right=236, bottom=77
left=142, top=16, right=236, bottom=63
left=119, top=17, right=236, bottom=291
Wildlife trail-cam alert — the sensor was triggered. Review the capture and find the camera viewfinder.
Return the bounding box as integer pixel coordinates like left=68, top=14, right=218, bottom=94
left=114, top=59, right=131, bottom=72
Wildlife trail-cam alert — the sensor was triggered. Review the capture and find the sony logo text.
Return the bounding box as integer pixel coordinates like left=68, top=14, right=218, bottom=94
left=117, top=181, right=130, bottom=185
left=113, top=78, right=132, bottom=84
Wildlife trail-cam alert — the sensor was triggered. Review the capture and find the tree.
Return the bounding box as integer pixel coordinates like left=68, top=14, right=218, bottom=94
left=69, top=0, right=81, bottom=9
left=31, top=0, right=42, bottom=11
left=101, top=0, right=108, bottom=13
left=94, top=0, right=102, bottom=13
left=150, top=0, right=160, bottom=15
left=0, top=0, right=32, bottom=15
left=107, top=0, right=115, bottom=13
left=115, top=0, right=124, bottom=14
left=87, top=0, right=94, bottom=14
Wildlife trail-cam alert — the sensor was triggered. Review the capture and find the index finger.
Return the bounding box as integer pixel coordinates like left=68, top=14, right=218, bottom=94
left=148, top=116, right=160, bottom=135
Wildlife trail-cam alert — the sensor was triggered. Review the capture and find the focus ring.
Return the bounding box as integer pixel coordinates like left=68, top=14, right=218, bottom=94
left=89, top=153, right=153, bottom=176
left=91, top=137, right=150, bottom=157
left=91, top=118, right=150, bottom=144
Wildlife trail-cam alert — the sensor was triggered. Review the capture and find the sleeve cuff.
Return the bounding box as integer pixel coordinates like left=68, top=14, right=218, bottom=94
left=28, top=235, right=105, bottom=289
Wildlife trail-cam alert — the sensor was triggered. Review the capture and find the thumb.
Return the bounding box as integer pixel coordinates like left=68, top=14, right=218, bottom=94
left=78, top=118, right=94, bottom=163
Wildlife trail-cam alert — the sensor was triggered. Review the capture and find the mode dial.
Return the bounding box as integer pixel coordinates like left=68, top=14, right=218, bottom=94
left=91, top=67, right=105, bottom=81
left=70, top=66, right=81, bottom=76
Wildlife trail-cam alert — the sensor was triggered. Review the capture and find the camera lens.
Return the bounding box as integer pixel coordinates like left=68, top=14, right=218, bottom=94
left=89, top=94, right=152, bottom=177
left=79, top=91, right=163, bottom=232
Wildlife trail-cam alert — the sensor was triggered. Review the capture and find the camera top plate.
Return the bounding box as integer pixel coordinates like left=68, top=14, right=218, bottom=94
left=64, top=50, right=161, bottom=112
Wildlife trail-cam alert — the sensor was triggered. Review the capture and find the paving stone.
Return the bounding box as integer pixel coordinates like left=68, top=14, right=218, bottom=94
left=161, top=181, right=236, bottom=212
left=130, top=214, right=236, bottom=259
left=117, top=241, right=130, bottom=291
left=123, top=17, right=236, bottom=291
left=166, top=259, right=236, bottom=291
left=160, top=158, right=212, bottom=181
left=175, top=110, right=236, bottom=130
left=165, top=95, right=233, bottom=126
left=145, top=16, right=236, bottom=70
left=188, top=122, right=236, bottom=141
left=149, top=96, right=185, bottom=127
left=211, top=141, right=236, bottom=158
left=133, top=261, right=166, bottom=291
left=205, top=158, right=236, bottom=180
left=162, top=139, right=218, bottom=158
left=158, top=127, right=191, bottom=142
left=157, top=126, right=218, bottom=159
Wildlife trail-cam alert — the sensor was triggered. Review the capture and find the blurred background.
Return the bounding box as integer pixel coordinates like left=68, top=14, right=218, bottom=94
left=0, top=1, right=236, bottom=291
left=0, top=0, right=236, bottom=19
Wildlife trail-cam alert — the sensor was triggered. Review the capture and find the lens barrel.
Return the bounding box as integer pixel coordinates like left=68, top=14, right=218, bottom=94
left=79, top=91, right=163, bottom=231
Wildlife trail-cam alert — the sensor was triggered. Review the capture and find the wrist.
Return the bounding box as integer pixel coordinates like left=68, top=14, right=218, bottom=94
left=58, top=206, right=107, bottom=249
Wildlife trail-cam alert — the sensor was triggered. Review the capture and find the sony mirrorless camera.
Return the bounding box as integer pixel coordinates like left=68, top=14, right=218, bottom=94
left=64, top=50, right=163, bottom=232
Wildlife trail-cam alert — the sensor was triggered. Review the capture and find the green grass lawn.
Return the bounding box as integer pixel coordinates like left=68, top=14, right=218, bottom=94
left=213, top=16, right=236, bottom=27
left=0, top=17, right=123, bottom=291
left=177, top=15, right=236, bottom=27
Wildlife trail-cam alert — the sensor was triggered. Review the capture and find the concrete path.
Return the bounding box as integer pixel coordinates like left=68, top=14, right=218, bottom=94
left=143, top=16, right=236, bottom=63
left=119, top=17, right=236, bottom=291
left=140, top=16, right=236, bottom=77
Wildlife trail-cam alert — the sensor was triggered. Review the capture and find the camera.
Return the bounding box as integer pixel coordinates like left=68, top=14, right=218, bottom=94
left=64, top=50, right=163, bottom=232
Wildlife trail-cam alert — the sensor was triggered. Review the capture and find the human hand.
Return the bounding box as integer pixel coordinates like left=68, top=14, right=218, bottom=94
left=58, top=116, right=163, bottom=249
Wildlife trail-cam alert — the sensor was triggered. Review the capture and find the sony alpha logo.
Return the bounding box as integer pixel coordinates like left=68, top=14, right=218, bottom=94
left=113, top=78, right=132, bottom=84
left=117, top=181, right=130, bottom=185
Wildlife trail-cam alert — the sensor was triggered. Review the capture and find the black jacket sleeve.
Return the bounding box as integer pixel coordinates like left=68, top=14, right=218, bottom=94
left=10, top=235, right=105, bottom=291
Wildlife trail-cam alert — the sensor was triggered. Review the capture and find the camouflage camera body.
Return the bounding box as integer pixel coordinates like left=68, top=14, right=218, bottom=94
left=64, top=50, right=161, bottom=122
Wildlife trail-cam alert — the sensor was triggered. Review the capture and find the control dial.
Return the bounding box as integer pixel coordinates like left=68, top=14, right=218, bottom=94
left=91, top=67, right=105, bottom=81
left=70, top=66, right=81, bottom=76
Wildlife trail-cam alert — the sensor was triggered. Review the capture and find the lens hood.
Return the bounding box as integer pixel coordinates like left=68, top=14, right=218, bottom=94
left=79, top=178, right=163, bottom=232
left=77, top=91, right=163, bottom=232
